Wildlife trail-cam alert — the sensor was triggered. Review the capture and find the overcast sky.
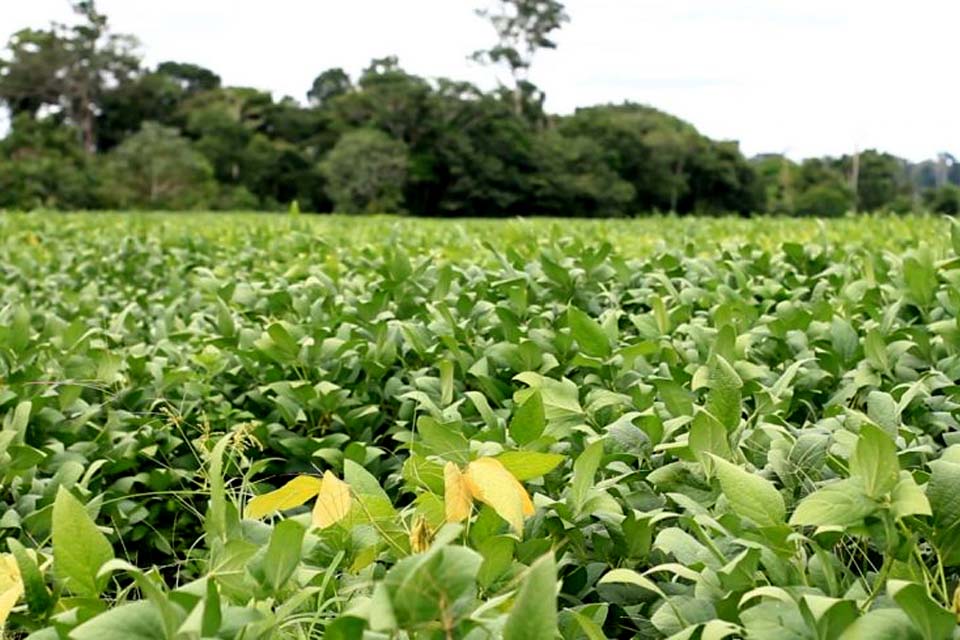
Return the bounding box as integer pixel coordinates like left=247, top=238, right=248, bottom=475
left=4, top=0, right=958, bottom=161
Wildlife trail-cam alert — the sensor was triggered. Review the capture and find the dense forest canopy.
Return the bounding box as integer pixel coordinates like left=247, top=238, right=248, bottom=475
left=1, top=0, right=958, bottom=215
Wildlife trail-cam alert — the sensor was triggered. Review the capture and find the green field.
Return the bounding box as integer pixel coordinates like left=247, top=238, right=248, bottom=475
left=2, top=213, right=959, bottom=639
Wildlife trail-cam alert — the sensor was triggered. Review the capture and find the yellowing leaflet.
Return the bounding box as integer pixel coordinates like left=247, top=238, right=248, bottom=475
left=442, top=456, right=535, bottom=534
left=0, top=553, right=22, bottom=630
left=246, top=475, right=324, bottom=519
left=312, top=471, right=352, bottom=529
left=444, top=461, right=473, bottom=523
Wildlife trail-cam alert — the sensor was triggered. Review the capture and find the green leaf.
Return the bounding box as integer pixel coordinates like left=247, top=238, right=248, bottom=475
left=830, top=317, right=859, bottom=365
left=567, top=306, right=611, bottom=358
left=417, top=417, right=470, bottom=465
left=849, top=423, right=899, bottom=498
left=571, top=440, right=604, bottom=513
left=438, top=359, right=454, bottom=406
left=509, top=391, right=546, bottom=445
left=928, top=453, right=960, bottom=529
left=496, top=451, right=564, bottom=481
left=477, top=535, right=515, bottom=589
left=571, top=610, right=609, bottom=640
left=864, top=329, right=889, bottom=373
left=888, top=580, right=956, bottom=640
left=689, top=410, right=731, bottom=466
left=52, top=487, right=114, bottom=597
left=789, top=478, right=876, bottom=528
left=503, top=553, right=558, bottom=640
left=387, top=544, right=482, bottom=627
left=838, top=607, right=921, bottom=640
left=655, top=378, right=694, bottom=418
left=71, top=601, right=166, bottom=640
left=261, top=519, right=305, bottom=594
left=202, top=578, right=222, bottom=637
left=903, top=255, right=937, bottom=308
left=705, top=355, right=742, bottom=431
left=6, top=538, right=52, bottom=617
left=709, top=455, right=785, bottom=528
left=598, top=568, right=665, bottom=596
left=866, top=391, right=899, bottom=436
left=890, top=472, right=931, bottom=520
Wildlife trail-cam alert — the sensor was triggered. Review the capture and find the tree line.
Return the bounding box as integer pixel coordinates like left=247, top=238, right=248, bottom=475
left=1, top=0, right=958, bottom=216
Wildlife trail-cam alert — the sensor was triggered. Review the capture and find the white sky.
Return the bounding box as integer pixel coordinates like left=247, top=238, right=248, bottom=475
left=3, top=0, right=958, bottom=161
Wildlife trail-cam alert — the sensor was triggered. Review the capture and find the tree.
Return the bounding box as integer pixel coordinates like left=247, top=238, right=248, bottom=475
left=925, top=184, right=960, bottom=215
left=529, top=130, right=635, bottom=216
left=473, top=0, right=568, bottom=116
left=794, top=183, right=854, bottom=217
left=0, top=0, right=140, bottom=153
left=557, top=103, right=760, bottom=214
left=156, top=61, right=221, bottom=95
left=308, top=68, right=352, bottom=106
left=0, top=113, right=98, bottom=209
left=320, top=129, right=408, bottom=213
left=752, top=154, right=798, bottom=214
left=100, top=122, right=214, bottom=209
left=837, top=149, right=907, bottom=211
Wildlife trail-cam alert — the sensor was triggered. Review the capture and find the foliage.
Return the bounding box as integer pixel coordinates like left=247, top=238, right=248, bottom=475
left=3, top=2, right=954, bottom=216
left=320, top=128, right=409, bottom=214
left=1, top=213, right=960, bottom=638
left=99, top=122, right=216, bottom=209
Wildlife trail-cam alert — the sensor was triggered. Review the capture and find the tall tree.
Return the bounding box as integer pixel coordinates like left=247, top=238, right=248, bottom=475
left=472, top=0, right=568, bottom=117
left=100, top=122, right=215, bottom=209
left=308, top=68, right=352, bottom=106
left=0, top=0, right=139, bottom=153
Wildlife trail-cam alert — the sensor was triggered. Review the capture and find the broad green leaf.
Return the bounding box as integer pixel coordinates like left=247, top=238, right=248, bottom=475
left=503, top=553, right=557, bottom=640
left=927, top=448, right=960, bottom=528
left=830, top=317, right=859, bottom=364
left=838, top=607, right=921, bottom=640
left=495, top=451, right=564, bottom=480
left=387, top=545, right=482, bottom=627
left=866, top=391, right=899, bottom=435
left=261, top=519, right=305, bottom=594
left=888, top=580, right=955, bottom=640
left=903, top=254, right=937, bottom=308
left=71, top=600, right=166, bottom=640
left=509, top=391, right=546, bottom=445
left=6, top=539, right=51, bottom=618
left=655, top=378, right=694, bottom=418
left=477, top=535, right=515, bottom=589
left=705, top=355, right=742, bottom=431
left=514, top=372, right=583, bottom=421
left=52, top=487, right=114, bottom=597
left=689, top=410, right=731, bottom=466
left=789, top=478, right=876, bottom=528
left=571, top=440, right=604, bottom=513
left=567, top=306, right=611, bottom=358
left=598, top=568, right=665, bottom=596
left=417, top=417, right=470, bottom=465
left=890, top=471, right=931, bottom=520
left=709, top=455, right=785, bottom=528
left=864, top=329, right=889, bottom=373
left=849, top=423, right=899, bottom=498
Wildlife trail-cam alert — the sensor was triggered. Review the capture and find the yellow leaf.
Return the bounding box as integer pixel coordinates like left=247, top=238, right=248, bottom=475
left=465, top=457, right=534, bottom=534
left=246, top=475, right=323, bottom=519
left=312, top=471, right=352, bottom=529
left=0, top=553, right=23, bottom=629
left=444, top=461, right=473, bottom=523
